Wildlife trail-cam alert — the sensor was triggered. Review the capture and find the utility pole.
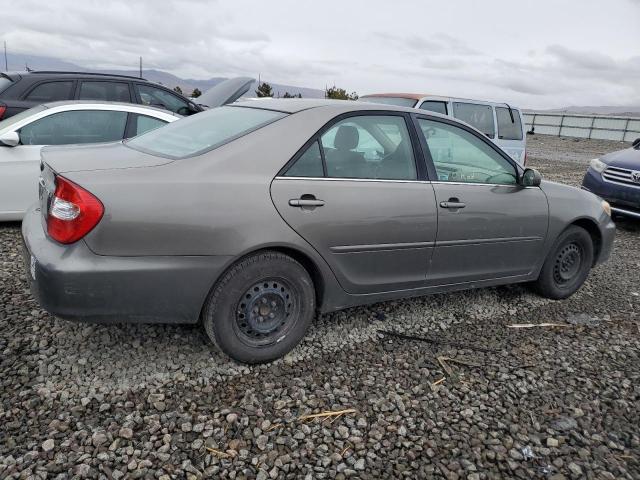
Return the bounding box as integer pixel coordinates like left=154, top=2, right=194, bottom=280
left=3, top=41, right=7, bottom=72
left=139, top=56, right=142, bottom=79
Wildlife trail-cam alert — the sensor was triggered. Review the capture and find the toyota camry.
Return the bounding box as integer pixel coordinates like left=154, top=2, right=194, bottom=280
left=22, top=99, right=615, bottom=363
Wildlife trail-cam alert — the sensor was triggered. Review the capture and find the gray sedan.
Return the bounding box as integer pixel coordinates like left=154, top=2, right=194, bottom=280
left=22, top=99, right=615, bottom=363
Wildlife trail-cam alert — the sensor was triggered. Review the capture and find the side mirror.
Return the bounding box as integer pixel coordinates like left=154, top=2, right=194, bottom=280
left=521, top=168, right=542, bottom=187
left=0, top=131, right=19, bottom=147
left=633, top=138, right=640, bottom=149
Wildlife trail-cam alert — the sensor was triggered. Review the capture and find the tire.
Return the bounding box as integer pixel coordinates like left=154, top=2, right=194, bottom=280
left=534, top=225, right=594, bottom=299
left=202, top=251, right=315, bottom=364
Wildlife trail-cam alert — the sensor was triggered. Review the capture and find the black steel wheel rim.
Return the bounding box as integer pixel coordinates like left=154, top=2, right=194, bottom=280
left=553, top=242, right=582, bottom=285
left=235, top=278, right=297, bottom=347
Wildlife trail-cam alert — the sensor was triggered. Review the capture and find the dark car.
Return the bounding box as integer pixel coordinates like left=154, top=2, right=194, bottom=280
left=582, top=138, right=640, bottom=219
left=22, top=99, right=615, bottom=364
left=0, top=71, right=203, bottom=120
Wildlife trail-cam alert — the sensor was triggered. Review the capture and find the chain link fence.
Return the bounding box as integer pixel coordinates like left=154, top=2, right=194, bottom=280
left=523, top=112, right=640, bottom=142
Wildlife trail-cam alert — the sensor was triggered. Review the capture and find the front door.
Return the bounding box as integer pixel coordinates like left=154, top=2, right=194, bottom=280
left=271, top=114, right=437, bottom=294
left=415, top=116, right=548, bottom=285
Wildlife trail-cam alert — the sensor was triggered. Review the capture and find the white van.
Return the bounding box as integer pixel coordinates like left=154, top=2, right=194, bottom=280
left=359, top=93, right=527, bottom=165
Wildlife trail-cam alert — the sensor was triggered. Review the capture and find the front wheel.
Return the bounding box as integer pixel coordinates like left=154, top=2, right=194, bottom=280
left=203, top=251, right=315, bottom=364
left=534, top=225, right=594, bottom=299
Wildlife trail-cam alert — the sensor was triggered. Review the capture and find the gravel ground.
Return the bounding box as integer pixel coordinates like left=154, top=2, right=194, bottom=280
left=1, top=135, right=639, bottom=479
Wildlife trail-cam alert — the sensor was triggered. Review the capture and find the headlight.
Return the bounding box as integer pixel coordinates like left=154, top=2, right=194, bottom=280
left=601, top=200, right=611, bottom=216
left=590, top=158, right=607, bottom=173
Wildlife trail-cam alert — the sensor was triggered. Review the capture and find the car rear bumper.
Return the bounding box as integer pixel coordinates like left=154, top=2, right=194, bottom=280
left=582, top=168, right=640, bottom=219
left=21, top=206, right=232, bottom=324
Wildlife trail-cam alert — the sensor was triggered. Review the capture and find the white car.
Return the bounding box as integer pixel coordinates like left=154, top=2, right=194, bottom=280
left=359, top=93, right=527, bottom=165
left=0, top=101, right=180, bottom=220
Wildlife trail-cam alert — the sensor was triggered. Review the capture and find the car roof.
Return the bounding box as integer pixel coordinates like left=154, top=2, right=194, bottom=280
left=18, top=70, right=147, bottom=81
left=40, top=100, right=182, bottom=118
left=232, top=98, right=424, bottom=115
left=360, top=93, right=521, bottom=109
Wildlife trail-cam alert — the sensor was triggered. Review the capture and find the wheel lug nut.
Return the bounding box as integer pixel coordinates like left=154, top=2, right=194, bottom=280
left=262, top=298, right=267, bottom=304
left=258, top=316, right=263, bottom=322
left=269, top=313, right=275, bottom=319
left=271, top=301, right=276, bottom=307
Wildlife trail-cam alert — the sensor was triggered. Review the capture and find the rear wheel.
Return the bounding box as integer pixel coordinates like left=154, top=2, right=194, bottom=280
left=534, top=225, right=594, bottom=299
left=203, top=251, right=315, bottom=364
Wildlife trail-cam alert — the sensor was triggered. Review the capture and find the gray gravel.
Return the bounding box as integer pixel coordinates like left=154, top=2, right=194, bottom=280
left=1, top=134, right=639, bottom=479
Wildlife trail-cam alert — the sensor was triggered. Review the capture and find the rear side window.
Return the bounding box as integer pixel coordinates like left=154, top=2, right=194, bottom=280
left=452, top=102, right=495, bottom=138
left=419, top=101, right=448, bottom=115
left=79, top=81, right=131, bottom=102
left=24, top=81, right=75, bottom=102
left=129, top=114, right=167, bottom=137
left=126, top=106, right=286, bottom=158
left=284, top=141, right=324, bottom=177
left=19, top=110, right=127, bottom=145
left=0, top=77, right=13, bottom=94
left=284, top=115, right=416, bottom=180
left=495, top=107, right=523, bottom=140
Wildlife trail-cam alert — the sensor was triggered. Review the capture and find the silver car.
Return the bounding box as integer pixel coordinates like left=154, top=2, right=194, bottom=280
left=22, top=99, right=615, bottom=363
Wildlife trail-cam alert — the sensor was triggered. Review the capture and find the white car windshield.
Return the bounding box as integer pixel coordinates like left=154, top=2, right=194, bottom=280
left=126, top=106, right=286, bottom=159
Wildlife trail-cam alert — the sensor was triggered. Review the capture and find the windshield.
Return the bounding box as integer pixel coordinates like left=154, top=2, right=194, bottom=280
left=0, top=105, right=47, bottom=132
left=126, top=106, right=287, bottom=159
left=358, top=96, right=417, bottom=108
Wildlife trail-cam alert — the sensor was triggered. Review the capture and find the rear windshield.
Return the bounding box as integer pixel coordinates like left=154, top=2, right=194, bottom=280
left=358, top=96, right=417, bottom=108
left=0, top=105, right=47, bottom=132
left=452, top=102, right=495, bottom=138
left=0, top=76, right=13, bottom=94
left=126, top=106, right=286, bottom=159
left=495, top=107, right=523, bottom=140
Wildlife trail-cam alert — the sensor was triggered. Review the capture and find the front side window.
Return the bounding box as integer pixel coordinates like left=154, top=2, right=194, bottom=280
left=24, top=81, right=74, bottom=102
left=126, top=106, right=286, bottom=158
left=79, top=81, right=131, bottom=102
left=418, top=119, right=516, bottom=185
left=318, top=115, right=416, bottom=180
left=19, top=110, right=127, bottom=145
left=451, top=102, right=495, bottom=138
left=496, top=107, right=523, bottom=140
left=419, top=101, right=448, bottom=115
left=135, top=84, right=190, bottom=115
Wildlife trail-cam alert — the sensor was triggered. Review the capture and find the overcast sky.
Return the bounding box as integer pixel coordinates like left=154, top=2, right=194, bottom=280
left=3, top=0, right=640, bottom=108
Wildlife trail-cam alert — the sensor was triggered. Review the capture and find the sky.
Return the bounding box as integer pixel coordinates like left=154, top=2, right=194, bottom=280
left=2, top=0, right=640, bottom=109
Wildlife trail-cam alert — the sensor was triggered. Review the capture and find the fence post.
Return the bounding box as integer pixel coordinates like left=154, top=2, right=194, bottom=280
left=623, top=118, right=630, bottom=142
left=588, top=116, right=595, bottom=139
left=559, top=114, right=564, bottom=137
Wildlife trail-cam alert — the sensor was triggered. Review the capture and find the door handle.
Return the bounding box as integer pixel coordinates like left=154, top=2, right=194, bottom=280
left=289, top=196, right=325, bottom=208
left=440, top=198, right=466, bottom=209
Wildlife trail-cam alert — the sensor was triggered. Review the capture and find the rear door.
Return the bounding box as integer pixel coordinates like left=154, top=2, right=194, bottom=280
left=415, top=115, right=548, bottom=285
left=271, top=113, right=438, bottom=294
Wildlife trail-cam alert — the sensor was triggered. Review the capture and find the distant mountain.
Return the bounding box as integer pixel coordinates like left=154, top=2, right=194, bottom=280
left=526, top=105, right=640, bottom=117
left=4, top=52, right=325, bottom=99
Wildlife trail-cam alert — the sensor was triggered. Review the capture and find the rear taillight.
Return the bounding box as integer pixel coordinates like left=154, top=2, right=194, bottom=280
left=0, top=106, right=6, bottom=120
left=47, top=175, right=104, bottom=244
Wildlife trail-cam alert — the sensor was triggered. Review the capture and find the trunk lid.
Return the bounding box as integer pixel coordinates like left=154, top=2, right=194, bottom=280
left=196, top=77, right=255, bottom=109
left=40, top=141, right=171, bottom=174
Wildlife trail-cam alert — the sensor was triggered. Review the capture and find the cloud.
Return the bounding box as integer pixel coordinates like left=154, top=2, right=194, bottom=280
left=1, top=0, right=639, bottom=109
